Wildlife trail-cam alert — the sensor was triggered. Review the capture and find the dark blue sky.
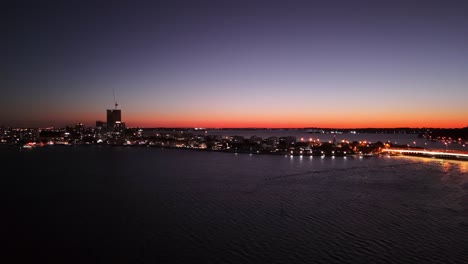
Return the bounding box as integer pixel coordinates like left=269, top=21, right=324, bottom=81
left=2, top=0, right=468, bottom=127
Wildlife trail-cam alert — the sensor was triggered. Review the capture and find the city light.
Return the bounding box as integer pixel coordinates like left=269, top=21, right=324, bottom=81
left=382, top=149, right=468, bottom=158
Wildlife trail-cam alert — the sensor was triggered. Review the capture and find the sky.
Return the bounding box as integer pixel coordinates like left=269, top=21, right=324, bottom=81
left=2, top=0, right=468, bottom=128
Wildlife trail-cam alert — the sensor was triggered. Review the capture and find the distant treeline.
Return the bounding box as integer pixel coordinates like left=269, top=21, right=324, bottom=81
left=311, top=128, right=428, bottom=134
left=141, top=127, right=468, bottom=138
left=424, top=127, right=468, bottom=140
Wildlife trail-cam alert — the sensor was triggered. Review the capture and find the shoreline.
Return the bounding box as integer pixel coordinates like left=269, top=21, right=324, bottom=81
left=7, top=143, right=468, bottom=162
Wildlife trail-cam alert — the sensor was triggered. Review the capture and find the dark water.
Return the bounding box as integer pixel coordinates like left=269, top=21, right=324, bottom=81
left=4, top=146, right=468, bottom=263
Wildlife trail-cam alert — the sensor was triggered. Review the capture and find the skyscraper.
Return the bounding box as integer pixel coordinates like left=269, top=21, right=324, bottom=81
left=107, top=109, right=121, bottom=128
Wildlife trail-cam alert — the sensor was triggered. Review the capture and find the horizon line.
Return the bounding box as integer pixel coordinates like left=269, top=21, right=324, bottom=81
left=2, top=125, right=467, bottom=130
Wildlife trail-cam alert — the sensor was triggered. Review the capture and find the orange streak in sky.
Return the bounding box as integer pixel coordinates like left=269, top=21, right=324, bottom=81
left=55, top=108, right=468, bottom=129
left=119, top=112, right=466, bottom=128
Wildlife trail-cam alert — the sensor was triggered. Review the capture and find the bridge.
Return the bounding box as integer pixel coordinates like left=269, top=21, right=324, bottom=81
left=381, top=148, right=468, bottom=160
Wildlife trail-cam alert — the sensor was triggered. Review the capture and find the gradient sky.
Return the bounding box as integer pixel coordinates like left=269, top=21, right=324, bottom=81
left=2, top=0, right=468, bottom=128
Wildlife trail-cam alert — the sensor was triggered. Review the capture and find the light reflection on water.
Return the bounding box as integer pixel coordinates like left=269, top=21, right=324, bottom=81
left=391, top=154, right=468, bottom=174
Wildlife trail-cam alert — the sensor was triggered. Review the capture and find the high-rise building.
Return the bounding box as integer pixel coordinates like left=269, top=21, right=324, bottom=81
left=95, top=120, right=105, bottom=129
left=107, top=109, right=121, bottom=128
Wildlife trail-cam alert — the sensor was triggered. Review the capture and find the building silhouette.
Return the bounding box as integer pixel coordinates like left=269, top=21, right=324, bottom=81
left=107, top=109, right=121, bottom=128
left=96, top=120, right=105, bottom=130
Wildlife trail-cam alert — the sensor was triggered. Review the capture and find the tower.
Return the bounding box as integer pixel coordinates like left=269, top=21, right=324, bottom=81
left=106, top=109, right=121, bottom=128
left=106, top=89, right=122, bottom=128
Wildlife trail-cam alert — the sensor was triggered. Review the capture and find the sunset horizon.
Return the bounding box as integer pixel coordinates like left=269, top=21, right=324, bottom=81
left=3, top=118, right=467, bottom=130
left=2, top=0, right=467, bottom=129
left=4, top=1, right=468, bottom=263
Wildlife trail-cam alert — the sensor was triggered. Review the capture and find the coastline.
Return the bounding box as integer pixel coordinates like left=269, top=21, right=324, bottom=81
left=7, top=142, right=468, bottom=162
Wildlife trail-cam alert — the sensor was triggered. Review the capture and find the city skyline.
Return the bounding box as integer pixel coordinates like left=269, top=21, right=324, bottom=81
left=2, top=0, right=468, bottom=128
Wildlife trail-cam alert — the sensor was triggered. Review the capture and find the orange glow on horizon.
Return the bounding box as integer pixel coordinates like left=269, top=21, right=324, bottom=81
left=25, top=109, right=467, bottom=129
left=115, top=109, right=468, bottom=129
left=120, top=115, right=467, bottom=129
